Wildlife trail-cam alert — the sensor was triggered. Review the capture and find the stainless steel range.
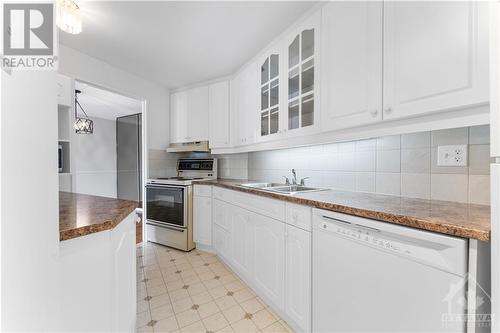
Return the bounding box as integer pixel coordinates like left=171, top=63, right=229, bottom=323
left=145, top=158, right=217, bottom=251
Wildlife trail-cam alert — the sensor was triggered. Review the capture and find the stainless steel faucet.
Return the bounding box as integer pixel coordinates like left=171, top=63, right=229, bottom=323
left=291, top=169, right=297, bottom=185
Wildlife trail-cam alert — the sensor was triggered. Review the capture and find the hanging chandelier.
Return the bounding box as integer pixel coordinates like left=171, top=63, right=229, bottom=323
left=74, top=90, right=93, bottom=134
left=56, top=0, right=82, bottom=34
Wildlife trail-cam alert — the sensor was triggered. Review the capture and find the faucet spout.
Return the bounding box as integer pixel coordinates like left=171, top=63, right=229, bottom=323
left=291, top=169, right=297, bottom=185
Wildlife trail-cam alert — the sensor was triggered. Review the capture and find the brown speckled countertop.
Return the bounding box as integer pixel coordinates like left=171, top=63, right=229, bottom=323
left=196, top=179, right=491, bottom=241
left=59, top=191, right=138, bottom=241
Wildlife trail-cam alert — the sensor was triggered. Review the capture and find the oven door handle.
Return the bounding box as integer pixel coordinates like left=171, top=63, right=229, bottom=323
left=147, top=220, right=186, bottom=232
left=146, top=184, right=185, bottom=190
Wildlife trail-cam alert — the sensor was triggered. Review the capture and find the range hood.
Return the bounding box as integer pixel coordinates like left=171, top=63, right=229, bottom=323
left=166, top=141, right=210, bottom=153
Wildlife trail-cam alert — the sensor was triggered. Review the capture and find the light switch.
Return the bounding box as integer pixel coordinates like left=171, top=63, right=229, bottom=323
left=437, top=145, right=468, bottom=166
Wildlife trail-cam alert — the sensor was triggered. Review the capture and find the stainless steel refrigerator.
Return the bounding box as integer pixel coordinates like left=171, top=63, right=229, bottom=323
left=116, top=113, right=142, bottom=203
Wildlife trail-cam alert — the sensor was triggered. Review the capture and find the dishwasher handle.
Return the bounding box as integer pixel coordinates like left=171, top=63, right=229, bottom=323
left=320, top=215, right=380, bottom=233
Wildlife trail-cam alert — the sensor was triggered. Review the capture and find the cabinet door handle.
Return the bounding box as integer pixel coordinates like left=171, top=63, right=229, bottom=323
left=370, top=109, right=378, bottom=117
left=384, top=107, right=392, bottom=114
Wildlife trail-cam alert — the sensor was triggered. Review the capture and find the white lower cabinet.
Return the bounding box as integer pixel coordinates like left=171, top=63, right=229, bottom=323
left=231, top=206, right=254, bottom=277
left=285, top=224, right=312, bottom=332
left=193, top=196, right=212, bottom=247
left=252, top=214, right=286, bottom=310
left=213, top=199, right=232, bottom=260
left=208, top=189, right=311, bottom=332
left=214, top=225, right=231, bottom=261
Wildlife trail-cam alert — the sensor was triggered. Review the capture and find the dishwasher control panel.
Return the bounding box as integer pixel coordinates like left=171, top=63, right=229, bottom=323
left=321, top=221, right=411, bottom=256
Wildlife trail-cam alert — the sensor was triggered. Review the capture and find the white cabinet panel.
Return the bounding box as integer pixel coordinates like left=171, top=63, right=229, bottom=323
left=321, top=1, right=383, bottom=131
left=285, top=224, right=311, bottom=332
left=252, top=215, right=285, bottom=309
left=214, top=225, right=231, bottom=261
left=57, top=74, right=72, bottom=107
left=258, top=45, right=285, bottom=141
left=170, top=86, right=209, bottom=143
left=383, top=1, right=488, bottom=120
left=231, top=207, right=254, bottom=277
left=186, top=86, right=209, bottom=142
left=193, top=196, right=212, bottom=247
left=236, top=62, right=259, bottom=146
left=170, top=91, right=188, bottom=143
left=193, top=185, right=212, bottom=197
left=213, top=199, right=231, bottom=231
left=209, top=81, right=230, bottom=148
left=285, top=203, right=312, bottom=231
left=283, top=10, right=321, bottom=138
left=490, top=1, right=500, bottom=156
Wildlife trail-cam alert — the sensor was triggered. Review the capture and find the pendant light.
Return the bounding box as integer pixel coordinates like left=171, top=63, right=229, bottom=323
left=74, top=90, right=93, bottom=134
left=56, top=0, right=82, bottom=34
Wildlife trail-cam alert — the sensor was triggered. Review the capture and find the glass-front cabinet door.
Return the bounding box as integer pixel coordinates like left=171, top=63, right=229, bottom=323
left=285, top=12, right=320, bottom=136
left=260, top=52, right=281, bottom=139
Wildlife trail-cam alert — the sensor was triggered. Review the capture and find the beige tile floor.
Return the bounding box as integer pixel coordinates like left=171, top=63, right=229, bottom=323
left=136, top=242, right=295, bottom=333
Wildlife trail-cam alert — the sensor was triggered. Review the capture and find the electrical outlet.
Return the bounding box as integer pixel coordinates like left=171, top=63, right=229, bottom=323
left=437, top=145, right=468, bottom=166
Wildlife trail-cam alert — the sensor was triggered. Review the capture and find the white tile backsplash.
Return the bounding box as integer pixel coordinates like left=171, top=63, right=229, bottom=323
left=401, top=148, right=431, bottom=173
left=154, top=127, right=489, bottom=205
left=247, top=125, right=490, bottom=205
left=377, top=135, right=401, bottom=150
left=431, top=174, right=469, bottom=203
left=469, top=145, right=491, bottom=175
left=431, top=127, right=469, bottom=146
left=401, top=173, right=431, bottom=200
left=376, top=173, right=401, bottom=196
left=401, top=132, right=431, bottom=149
left=469, top=125, right=490, bottom=145
left=376, top=150, right=401, bottom=173
left=468, top=175, right=490, bottom=205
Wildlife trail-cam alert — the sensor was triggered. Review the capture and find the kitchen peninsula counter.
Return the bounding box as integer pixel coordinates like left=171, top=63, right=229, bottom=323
left=59, top=191, right=138, bottom=241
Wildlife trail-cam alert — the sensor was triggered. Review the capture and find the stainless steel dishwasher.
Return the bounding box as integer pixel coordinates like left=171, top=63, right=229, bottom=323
left=312, top=209, right=468, bottom=333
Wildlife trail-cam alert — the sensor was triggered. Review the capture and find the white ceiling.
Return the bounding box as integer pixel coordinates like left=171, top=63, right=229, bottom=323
left=60, top=1, right=316, bottom=89
left=75, top=81, right=142, bottom=120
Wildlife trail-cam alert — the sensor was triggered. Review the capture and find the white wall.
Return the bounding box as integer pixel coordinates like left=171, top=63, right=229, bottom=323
left=249, top=125, right=490, bottom=204
left=1, top=71, right=61, bottom=330
left=72, top=116, right=117, bottom=198
left=58, top=45, right=170, bottom=178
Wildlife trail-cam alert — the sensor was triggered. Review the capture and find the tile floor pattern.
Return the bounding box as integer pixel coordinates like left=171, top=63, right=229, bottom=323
left=136, top=242, right=295, bottom=333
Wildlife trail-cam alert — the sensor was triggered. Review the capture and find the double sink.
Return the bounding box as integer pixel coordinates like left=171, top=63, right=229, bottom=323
left=238, top=182, right=329, bottom=195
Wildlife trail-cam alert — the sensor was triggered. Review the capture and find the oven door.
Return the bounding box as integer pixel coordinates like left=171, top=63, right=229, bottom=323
left=146, top=184, right=187, bottom=229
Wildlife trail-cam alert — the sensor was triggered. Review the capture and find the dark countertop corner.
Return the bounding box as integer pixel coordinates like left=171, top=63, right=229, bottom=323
left=59, top=191, right=138, bottom=241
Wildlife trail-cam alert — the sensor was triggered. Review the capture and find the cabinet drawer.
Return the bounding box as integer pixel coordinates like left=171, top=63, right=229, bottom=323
left=194, top=185, right=212, bottom=197
left=232, top=191, right=285, bottom=221
left=286, top=203, right=312, bottom=231
left=212, top=186, right=234, bottom=203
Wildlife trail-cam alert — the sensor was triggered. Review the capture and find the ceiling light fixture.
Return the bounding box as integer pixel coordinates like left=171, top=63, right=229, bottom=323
left=56, top=0, right=82, bottom=34
left=74, top=90, right=93, bottom=134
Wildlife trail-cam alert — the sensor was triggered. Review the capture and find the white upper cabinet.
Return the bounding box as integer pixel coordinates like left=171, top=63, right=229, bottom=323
left=258, top=46, right=283, bottom=141
left=209, top=81, right=230, bottom=148
left=186, top=86, right=209, bottom=141
left=321, top=2, right=383, bottom=131
left=170, top=91, right=188, bottom=143
left=283, top=11, right=321, bottom=137
left=236, top=62, right=259, bottom=146
left=383, top=1, right=489, bottom=120
left=170, top=86, right=209, bottom=143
